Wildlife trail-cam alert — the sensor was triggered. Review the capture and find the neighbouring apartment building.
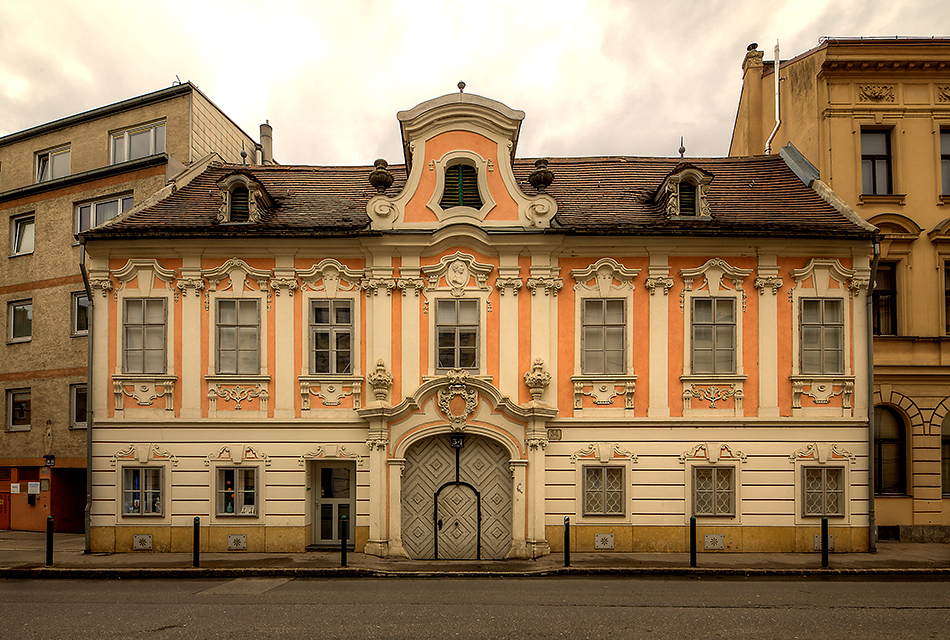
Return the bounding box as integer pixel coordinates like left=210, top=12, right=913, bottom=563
left=0, top=82, right=266, bottom=532
left=81, top=91, right=876, bottom=556
left=731, top=37, right=950, bottom=542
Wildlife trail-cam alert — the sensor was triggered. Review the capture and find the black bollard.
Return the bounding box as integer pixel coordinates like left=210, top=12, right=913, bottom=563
left=193, top=516, right=200, bottom=568
left=340, top=515, right=348, bottom=567
left=46, top=516, right=54, bottom=567
left=821, top=517, right=829, bottom=569
left=563, top=516, right=570, bottom=567
left=689, top=516, right=697, bottom=568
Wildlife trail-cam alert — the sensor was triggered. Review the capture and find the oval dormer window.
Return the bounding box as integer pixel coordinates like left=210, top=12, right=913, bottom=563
left=230, top=186, right=250, bottom=222
left=440, top=164, right=482, bottom=209
left=679, top=182, right=697, bottom=216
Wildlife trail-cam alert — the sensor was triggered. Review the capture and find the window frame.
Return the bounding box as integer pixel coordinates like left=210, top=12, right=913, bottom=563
left=581, top=298, right=626, bottom=375
left=110, top=121, right=166, bottom=165
left=310, top=299, right=353, bottom=375
left=8, top=299, right=32, bottom=343
left=121, top=466, right=164, bottom=516
left=215, top=466, right=260, bottom=517
left=215, top=298, right=261, bottom=376
left=122, top=298, right=167, bottom=374
left=942, top=413, right=950, bottom=496
left=70, top=384, right=87, bottom=429
left=801, top=466, right=846, bottom=518
left=799, top=298, right=844, bottom=375
left=440, top=163, right=482, bottom=209
left=35, top=146, right=70, bottom=183
left=873, top=262, right=898, bottom=336
left=874, top=405, right=908, bottom=495
left=11, top=214, right=35, bottom=256
left=72, top=292, right=89, bottom=336
left=940, top=128, right=950, bottom=197
left=581, top=465, right=625, bottom=516
left=691, top=465, right=736, bottom=518
left=434, top=298, right=480, bottom=372
left=861, top=129, right=893, bottom=195
left=76, top=194, right=134, bottom=234
left=6, top=388, right=30, bottom=432
left=690, top=297, right=736, bottom=375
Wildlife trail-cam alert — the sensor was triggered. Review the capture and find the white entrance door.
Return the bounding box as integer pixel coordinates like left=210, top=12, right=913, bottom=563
left=314, top=462, right=354, bottom=547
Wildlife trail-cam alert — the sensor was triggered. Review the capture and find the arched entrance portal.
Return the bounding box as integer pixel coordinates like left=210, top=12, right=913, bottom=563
left=401, top=433, right=512, bottom=559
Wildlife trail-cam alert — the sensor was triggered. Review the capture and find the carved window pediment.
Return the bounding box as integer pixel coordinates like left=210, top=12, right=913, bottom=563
left=571, top=258, right=640, bottom=295
left=216, top=173, right=272, bottom=224
left=422, top=251, right=494, bottom=296
left=297, top=259, right=364, bottom=296
left=112, top=259, right=176, bottom=297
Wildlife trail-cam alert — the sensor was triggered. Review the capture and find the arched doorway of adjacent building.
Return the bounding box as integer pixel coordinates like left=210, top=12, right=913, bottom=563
left=401, top=432, right=512, bottom=559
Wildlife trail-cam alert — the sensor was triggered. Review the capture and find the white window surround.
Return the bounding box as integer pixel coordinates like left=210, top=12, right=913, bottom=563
left=570, top=258, right=639, bottom=412
left=662, top=167, right=713, bottom=218
left=570, top=442, right=636, bottom=524
left=680, top=442, right=746, bottom=524
left=426, top=150, right=497, bottom=223
left=110, top=121, right=165, bottom=165
left=789, top=442, right=855, bottom=524
left=788, top=259, right=857, bottom=416
left=297, top=260, right=364, bottom=412
left=216, top=174, right=270, bottom=224
left=11, top=214, right=34, bottom=256
left=76, top=194, right=134, bottom=234
left=111, top=442, right=177, bottom=523
left=205, top=445, right=269, bottom=522
left=35, top=146, right=70, bottom=183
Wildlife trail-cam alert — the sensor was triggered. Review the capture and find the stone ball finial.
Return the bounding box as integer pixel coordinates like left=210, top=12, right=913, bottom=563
left=458, top=81, right=466, bottom=93
left=369, top=158, right=394, bottom=193
left=528, top=158, right=555, bottom=192
left=747, top=42, right=759, bottom=52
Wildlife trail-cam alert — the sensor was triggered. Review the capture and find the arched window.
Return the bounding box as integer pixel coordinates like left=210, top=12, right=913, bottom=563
left=230, top=186, right=250, bottom=222
left=874, top=406, right=907, bottom=495
left=440, top=164, right=482, bottom=209
left=679, top=182, right=697, bottom=216
left=942, top=413, right=950, bottom=495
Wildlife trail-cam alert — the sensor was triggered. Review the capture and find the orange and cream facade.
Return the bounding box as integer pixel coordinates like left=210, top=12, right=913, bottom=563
left=82, top=93, right=877, bottom=556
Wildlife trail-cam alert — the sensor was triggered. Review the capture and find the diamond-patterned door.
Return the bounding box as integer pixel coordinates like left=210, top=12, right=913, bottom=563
left=436, top=484, right=478, bottom=559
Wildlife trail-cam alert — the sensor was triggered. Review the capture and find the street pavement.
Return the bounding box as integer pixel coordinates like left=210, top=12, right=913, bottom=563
left=0, top=530, right=947, bottom=578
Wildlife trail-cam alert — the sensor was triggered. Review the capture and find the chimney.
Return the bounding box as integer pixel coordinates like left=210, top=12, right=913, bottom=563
left=260, top=121, right=273, bottom=164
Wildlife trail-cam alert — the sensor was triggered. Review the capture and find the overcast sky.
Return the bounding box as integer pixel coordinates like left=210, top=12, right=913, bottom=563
left=1, top=0, right=946, bottom=166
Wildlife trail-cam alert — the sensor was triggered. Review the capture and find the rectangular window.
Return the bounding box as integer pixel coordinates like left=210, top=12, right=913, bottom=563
left=8, top=300, right=32, bottom=342
left=72, top=292, right=89, bottom=335
left=803, top=467, right=844, bottom=517
left=111, top=122, right=165, bottom=164
left=310, top=300, right=352, bottom=374
left=76, top=195, right=133, bottom=233
left=800, top=298, right=844, bottom=375
left=35, top=146, right=70, bottom=182
left=122, top=467, right=163, bottom=515
left=217, top=467, right=258, bottom=516
left=70, top=385, right=87, bottom=429
left=216, top=299, right=260, bottom=375
left=946, top=265, right=950, bottom=335
left=691, top=298, right=735, bottom=374
left=582, top=466, right=624, bottom=515
left=12, top=215, right=35, bottom=256
left=582, top=299, right=625, bottom=374
left=436, top=299, right=478, bottom=370
left=941, top=129, right=950, bottom=196
left=6, top=389, right=30, bottom=431
left=873, top=263, right=897, bottom=336
left=123, top=298, right=166, bottom=374
left=693, top=466, right=735, bottom=516
left=861, top=130, right=892, bottom=195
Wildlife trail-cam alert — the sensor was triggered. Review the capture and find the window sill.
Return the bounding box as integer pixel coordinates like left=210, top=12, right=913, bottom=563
left=120, top=513, right=165, bottom=518
left=69, top=425, right=88, bottom=430
left=939, top=195, right=950, bottom=205
left=9, top=252, right=34, bottom=258
left=206, top=375, right=271, bottom=383
left=7, top=338, right=32, bottom=345
left=859, top=194, right=905, bottom=205
left=5, top=427, right=30, bottom=433
left=214, top=513, right=259, bottom=518
left=70, top=331, right=89, bottom=338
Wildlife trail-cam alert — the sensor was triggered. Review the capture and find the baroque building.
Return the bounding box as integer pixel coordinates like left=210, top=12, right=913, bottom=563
left=731, top=37, right=950, bottom=542
left=0, top=83, right=266, bottom=533
left=81, top=91, right=875, bottom=556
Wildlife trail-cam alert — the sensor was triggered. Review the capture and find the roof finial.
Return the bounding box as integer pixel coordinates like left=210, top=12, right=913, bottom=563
left=458, top=81, right=466, bottom=93
left=678, top=137, right=686, bottom=160
left=241, top=141, right=248, bottom=166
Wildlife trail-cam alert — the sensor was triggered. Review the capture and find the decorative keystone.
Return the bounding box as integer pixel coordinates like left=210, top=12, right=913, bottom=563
left=367, top=359, right=393, bottom=401
left=523, top=358, right=552, bottom=401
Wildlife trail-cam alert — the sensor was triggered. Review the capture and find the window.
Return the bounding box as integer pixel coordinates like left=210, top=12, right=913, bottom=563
left=70, top=385, right=87, bottom=429
left=582, top=299, right=625, bottom=374
left=311, top=300, right=352, bottom=374
left=111, top=122, right=165, bottom=164
left=8, top=300, right=32, bottom=342
left=802, top=467, right=844, bottom=517
left=679, top=182, right=697, bottom=216
left=436, top=298, right=478, bottom=370
left=691, top=298, right=735, bottom=374
left=216, top=299, right=260, bottom=375
left=440, top=164, right=482, bottom=209
left=693, top=466, right=735, bottom=516
left=35, top=146, right=70, bottom=182
left=874, top=406, right=906, bottom=495
left=945, top=264, right=950, bottom=335
left=122, top=467, right=163, bottom=515
left=77, top=195, right=133, bottom=233
left=216, top=468, right=257, bottom=515
left=229, top=186, right=250, bottom=222
left=873, top=263, right=897, bottom=336
left=861, top=130, right=892, bottom=195
left=6, top=389, right=30, bottom=431
left=941, top=129, right=950, bottom=196
left=941, top=414, right=950, bottom=496
left=583, top=466, right=624, bottom=515
left=800, top=298, right=843, bottom=374
left=11, top=215, right=34, bottom=256
left=72, top=293, right=89, bottom=336
left=123, top=298, right=166, bottom=374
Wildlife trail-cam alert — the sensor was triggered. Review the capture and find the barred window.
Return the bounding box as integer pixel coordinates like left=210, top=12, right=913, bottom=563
left=693, top=466, right=735, bottom=516
left=583, top=466, right=624, bottom=515
left=803, top=467, right=844, bottom=517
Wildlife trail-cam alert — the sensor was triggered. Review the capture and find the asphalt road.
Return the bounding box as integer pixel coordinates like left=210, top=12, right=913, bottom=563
left=1, top=577, right=947, bottom=639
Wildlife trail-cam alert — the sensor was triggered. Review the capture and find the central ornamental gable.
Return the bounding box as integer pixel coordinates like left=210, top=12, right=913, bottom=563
left=366, top=90, right=557, bottom=231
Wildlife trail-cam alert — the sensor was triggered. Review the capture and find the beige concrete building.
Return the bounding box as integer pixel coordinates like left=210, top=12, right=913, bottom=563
left=0, top=83, right=266, bottom=532
left=731, top=38, right=950, bottom=542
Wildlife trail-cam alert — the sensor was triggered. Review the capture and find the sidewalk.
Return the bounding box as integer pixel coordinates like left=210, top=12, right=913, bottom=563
left=1, top=531, right=947, bottom=579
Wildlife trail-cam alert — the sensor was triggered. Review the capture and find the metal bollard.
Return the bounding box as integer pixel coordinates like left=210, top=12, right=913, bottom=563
left=193, top=516, right=200, bottom=568
left=821, top=517, right=829, bottom=569
left=340, top=515, right=348, bottom=567
left=46, top=516, right=54, bottom=567
left=689, top=516, right=697, bottom=568
left=563, top=516, right=570, bottom=567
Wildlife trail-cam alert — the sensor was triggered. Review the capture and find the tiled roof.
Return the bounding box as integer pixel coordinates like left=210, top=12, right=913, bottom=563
left=83, top=155, right=875, bottom=240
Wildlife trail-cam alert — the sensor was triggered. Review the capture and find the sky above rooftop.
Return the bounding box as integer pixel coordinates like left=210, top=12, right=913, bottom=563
left=1, top=0, right=946, bottom=166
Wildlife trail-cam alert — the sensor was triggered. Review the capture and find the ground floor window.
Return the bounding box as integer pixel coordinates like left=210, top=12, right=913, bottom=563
left=582, top=466, right=624, bottom=515
left=217, top=468, right=257, bottom=515
left=803, top=466, right=844, bottom=517
left=692, top=466, right=735, bottom=516
left=122, top=467, right=162, bottom=515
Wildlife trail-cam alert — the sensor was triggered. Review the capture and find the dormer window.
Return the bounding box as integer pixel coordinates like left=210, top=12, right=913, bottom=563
left=679, top=182, right=697, bottom=216
left=440, top=163, right=482, bottom=209
left=217, top=174, right=270, bottom=224
left=230, top=186, right=250, bottom=222
left=661, top=164, right=713, bottom=218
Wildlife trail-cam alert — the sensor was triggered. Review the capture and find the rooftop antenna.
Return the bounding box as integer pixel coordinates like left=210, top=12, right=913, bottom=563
left=679, top=137, right=686, bottom=160
left=458, top=81, right=466, bottom=93
left=173, top=75, right=182, bottom=86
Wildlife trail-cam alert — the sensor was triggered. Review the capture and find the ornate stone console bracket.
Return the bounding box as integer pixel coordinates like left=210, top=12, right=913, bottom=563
left=208, top=384, right=268, bottom=411
left=300, top=377, right=362, bottom=409
left=112, top=376, right=177, bottom=411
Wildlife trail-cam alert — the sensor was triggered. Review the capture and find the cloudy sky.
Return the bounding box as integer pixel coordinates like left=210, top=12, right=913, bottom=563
left=1, top=0, right=946, bottom=166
